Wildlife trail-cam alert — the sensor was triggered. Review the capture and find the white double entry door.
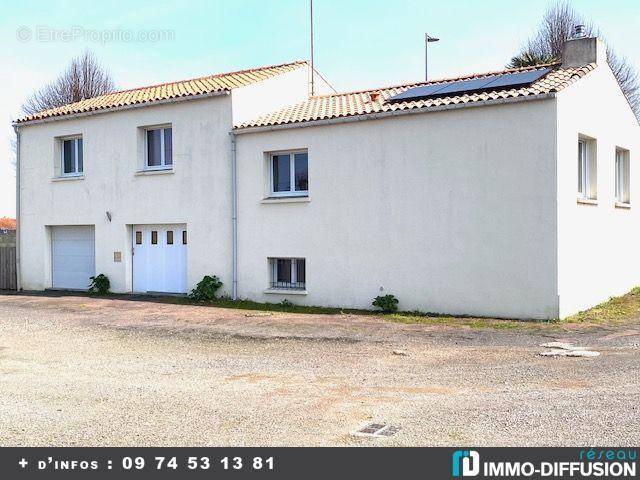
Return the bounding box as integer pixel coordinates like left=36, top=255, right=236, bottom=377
left=132, top=224, right=187, bottom=294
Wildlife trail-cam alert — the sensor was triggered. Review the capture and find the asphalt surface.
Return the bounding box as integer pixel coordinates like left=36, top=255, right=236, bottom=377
left=0, top=293, right=638, bottom=446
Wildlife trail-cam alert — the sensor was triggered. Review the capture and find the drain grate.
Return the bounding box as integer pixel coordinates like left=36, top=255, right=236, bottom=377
left=353, top=423, right=401, bottom=438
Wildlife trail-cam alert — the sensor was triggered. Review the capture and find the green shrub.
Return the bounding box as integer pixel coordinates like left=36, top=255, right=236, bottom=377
left=189, top=275, right=223, bottom=302
left=279, top=299, right=294, bottom=309
left=372, top=294, right=399, bottom=313
left=88, top=274, right=110, bottom=295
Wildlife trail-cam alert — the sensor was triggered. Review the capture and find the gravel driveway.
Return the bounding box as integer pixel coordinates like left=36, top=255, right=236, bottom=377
left=0, top=293, right=638, bottom=446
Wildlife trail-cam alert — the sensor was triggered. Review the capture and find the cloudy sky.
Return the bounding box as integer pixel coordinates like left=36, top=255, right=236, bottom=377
left=1, top=0, right=639, bottom=217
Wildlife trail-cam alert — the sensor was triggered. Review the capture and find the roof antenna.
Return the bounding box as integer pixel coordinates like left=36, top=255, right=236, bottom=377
left=425, top=33, right=440, bottom=81
left=310, top=0, right=315, bottom=96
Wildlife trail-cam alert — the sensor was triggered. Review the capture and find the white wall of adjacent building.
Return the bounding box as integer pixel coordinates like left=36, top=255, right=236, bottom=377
left=556, top=61, right=640, bottom=318
left=235, top=99, right=560, bottom=319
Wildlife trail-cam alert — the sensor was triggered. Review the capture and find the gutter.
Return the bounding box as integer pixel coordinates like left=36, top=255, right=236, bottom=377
left=12, top=124, right=21, bottom=291
left=229, top=131, right=238, bottom=300
left=233, top=92, right=557, bottom=135
left=13, top=90, right=231, bottom=127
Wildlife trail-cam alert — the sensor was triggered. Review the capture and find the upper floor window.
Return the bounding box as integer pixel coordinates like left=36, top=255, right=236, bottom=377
left=615, top=148, right=630, bottom=204
left=270, top=151, right=308, bottom=197
left=578, top=137, right=597, bottom=200
left=61, top=137, right=83, bottom=176
left=146, top=126, right=172, bottom=170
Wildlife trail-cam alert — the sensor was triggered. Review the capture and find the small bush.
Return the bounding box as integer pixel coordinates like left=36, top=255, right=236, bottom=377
left=189, top=275, right=223, bottom=302
left=279, top=299, right=294, bottom=309
left=88, top=274, right=110, bottom=295
left=372, top=294, right=399, bottom=313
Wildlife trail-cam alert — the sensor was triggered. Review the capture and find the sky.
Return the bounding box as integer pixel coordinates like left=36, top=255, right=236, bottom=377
left=1, top=0, right=639, bottom=217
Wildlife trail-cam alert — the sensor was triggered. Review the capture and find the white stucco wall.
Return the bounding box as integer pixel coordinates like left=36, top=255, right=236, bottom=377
left=232, top=65, right=333, bottom=126
left=18, top=67, right=321, bottom=295
left=556, top=64, right=640, bottom=318
left=18, top=95, right=235, bottom=294
left=235, top=99, right=559, bottom=319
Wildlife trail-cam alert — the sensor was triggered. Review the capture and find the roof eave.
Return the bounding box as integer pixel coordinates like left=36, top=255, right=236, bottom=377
left=13, top=90, right=231, bottom=127
left=233, top=92, right=557, bottom=135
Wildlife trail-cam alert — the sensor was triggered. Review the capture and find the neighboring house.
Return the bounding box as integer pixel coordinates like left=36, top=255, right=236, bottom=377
left=0, top=217, right=16, bottom=246
left=13, top=36, right=640, bottom=319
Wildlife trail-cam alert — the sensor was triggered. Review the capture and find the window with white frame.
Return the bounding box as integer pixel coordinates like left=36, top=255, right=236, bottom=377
left=145, top=126, right=172, bottom=169
left=578, top=137, right=597, bottom=199
left=270, top=151, right=308, bottom=196
left=269, top=258, right=306, bottom=290
left=61, top=137, right=83, bottom=176
left=615, top=148, right=630, bottom=204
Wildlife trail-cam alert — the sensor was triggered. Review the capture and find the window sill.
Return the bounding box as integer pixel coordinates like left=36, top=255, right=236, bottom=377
left=615, top=202, right=631, bottom=209
left=264, top=288, right=308, bottom=295
left=52, top=175, right=84, bottom=182
left=577, top=197, right=598, bottom=206
left=261, top=196, right=310, bottom=204
left=135, top=168, right=174, bottom=176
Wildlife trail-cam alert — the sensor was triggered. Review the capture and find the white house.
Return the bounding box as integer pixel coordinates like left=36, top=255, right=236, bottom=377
left=13, top=36, right=640, bottom=319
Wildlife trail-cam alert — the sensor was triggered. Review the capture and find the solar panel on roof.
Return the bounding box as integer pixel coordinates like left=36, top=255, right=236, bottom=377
left=432, top=75, right=500, bottom=96
left=388, top=67, right=551, bottom=103
left=483, top=68, right=551, bottom=89
left=387, top=84, right=447, bottom=102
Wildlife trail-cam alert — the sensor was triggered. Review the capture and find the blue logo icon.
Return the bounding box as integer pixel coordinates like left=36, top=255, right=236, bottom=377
left=452, top=450, right=480, bottom=477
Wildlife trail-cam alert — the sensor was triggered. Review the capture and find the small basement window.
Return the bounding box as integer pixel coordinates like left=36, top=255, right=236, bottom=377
left=578, top=137, right=597, bottom=200
left=615, top=148, right=630, bottom=204
left=269, top=258, right=306, bottom=290
left=146, top=126, right=172, bottom=169
left=61, top=136, right=83, bottom=176
left=270, top=151, right=308, bottom=197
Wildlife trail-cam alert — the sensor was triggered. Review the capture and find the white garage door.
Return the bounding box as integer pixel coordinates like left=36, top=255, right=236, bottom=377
left=51, top=226, right=95, bottom=290
left=132, top=224, right=187, bottom=294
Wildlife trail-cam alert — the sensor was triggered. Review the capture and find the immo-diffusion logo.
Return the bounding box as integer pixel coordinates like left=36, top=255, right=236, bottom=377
left=452, top=450, right=480, bottom=477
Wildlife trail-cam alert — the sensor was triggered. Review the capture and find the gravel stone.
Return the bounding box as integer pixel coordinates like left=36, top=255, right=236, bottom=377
left=0, top=293, right=637, bottom=446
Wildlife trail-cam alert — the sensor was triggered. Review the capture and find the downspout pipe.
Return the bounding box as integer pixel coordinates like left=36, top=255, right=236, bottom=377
left=12, top=124, right=21, bottom=291
left=229, top=131, right=238, bottom=300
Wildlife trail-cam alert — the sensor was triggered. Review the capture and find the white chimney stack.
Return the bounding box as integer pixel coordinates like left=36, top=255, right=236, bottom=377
left=562, top=31, right=606, bottom=68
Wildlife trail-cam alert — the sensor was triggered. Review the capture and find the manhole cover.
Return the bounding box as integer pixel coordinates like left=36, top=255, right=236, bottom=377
left=353, top=423, right=401, bottom=438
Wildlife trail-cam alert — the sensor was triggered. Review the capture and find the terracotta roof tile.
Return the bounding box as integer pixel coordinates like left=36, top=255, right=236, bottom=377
left=237, top=63, right=595, bottom=129
left=16, top=61, right=307, bottom=124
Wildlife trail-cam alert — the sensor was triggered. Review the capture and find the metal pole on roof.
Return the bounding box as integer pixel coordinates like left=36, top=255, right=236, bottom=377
left=310, top=0, right=315, bottom=96
left=425, top=33, right=440, bottom=81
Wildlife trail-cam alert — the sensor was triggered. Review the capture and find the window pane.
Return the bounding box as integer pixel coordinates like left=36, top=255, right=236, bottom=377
left=276, top=259, right=292, bottom=283
left=272, top=155, right=291, bottom=192
left=77, top=138, right=83, bottom=172
left=577, top=141, right=584, bottom=193
left=63, top=140, right=74, bottom=173
left=296, top=259, right=306, bottom=284
left=294, top=153, right=308, bottom=191
left=135, top=231, right=142, bottom=245
left=615, top=153, right=621, bottom=199
left=164, top=128, right=172, bottom=165
left=182, top=230, right=187, bottom=245
left=147, top=129, right=162, bottom=166
left=167, top=230, right=173, bottom=245
left=151, top=231, right=158, bottom=244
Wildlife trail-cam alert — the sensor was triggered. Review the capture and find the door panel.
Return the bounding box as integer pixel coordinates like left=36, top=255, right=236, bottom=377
left=52, top=226, right=95, bottom=290
left=132, top=224, right=187, bottom=294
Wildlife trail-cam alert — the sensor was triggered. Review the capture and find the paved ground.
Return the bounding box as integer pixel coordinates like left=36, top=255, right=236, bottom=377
left=0, top=293, right=638, bottom=446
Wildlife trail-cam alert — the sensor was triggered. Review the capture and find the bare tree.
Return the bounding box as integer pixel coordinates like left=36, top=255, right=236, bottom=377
left=22, top=51, right=115, bottom=116
left=509, top=1, right=639, bottom=118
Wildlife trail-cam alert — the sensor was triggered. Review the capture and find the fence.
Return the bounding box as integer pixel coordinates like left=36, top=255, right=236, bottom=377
left=0, top=246, right=17, bottom=290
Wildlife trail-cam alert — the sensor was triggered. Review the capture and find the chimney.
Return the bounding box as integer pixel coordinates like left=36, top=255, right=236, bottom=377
left=561, top=26, right=606, bottom=67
